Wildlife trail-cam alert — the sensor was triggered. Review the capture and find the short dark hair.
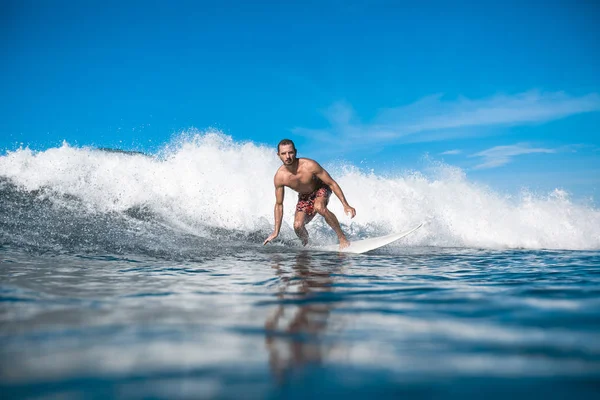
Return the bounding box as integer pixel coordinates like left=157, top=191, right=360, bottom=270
left=277, top=139, right=296, bottom=152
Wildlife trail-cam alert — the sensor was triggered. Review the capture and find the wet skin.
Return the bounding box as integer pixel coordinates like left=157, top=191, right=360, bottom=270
left=264, top=144, right=356, bottom=249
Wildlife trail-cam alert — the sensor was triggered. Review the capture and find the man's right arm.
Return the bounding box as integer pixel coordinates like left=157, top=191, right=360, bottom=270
left=263, top=182, right=285, bottom=245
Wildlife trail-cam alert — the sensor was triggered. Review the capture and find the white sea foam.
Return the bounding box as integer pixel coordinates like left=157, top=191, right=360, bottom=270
left=1, top=131, right=599, bottom=250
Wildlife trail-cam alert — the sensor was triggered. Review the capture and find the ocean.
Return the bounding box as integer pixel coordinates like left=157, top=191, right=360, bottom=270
left=1, top=133, right=599, bottom=399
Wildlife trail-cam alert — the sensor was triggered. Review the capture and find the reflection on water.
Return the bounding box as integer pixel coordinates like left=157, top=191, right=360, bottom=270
left=1, top=247, right=599, bottom=398
left=265, top=252, right=349, bottom=382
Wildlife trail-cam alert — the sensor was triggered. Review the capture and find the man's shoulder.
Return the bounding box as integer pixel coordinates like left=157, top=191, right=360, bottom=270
left=273, top=166, right=287, bottom=183
left=299, top=158, right=319, bottom=168
left=299, top=158, right=323, bottom=173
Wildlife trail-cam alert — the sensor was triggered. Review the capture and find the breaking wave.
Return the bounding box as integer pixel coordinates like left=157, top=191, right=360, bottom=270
left=1, top=131, right=599, bottom=254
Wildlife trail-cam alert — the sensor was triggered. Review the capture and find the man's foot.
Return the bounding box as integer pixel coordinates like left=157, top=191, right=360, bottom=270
left=301, top=237, right=309, bottom=247
left=339, top=237, right=351, bottom=250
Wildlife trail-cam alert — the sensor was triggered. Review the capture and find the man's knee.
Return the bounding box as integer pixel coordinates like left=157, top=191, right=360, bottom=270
left=314, top=202, right=327, bottom=215
left=293, top=220, right=306, bottom=232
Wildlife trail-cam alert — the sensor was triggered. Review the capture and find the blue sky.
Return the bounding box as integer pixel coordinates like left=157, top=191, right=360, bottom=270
left=1, top=0, right=599, bottom=199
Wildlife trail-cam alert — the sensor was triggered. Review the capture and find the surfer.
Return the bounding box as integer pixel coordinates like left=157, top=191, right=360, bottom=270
left=263, top=139, right=356, bottom=249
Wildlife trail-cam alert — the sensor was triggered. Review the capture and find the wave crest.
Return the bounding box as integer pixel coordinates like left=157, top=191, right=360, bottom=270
left=1, top=131, right=599, bottom=251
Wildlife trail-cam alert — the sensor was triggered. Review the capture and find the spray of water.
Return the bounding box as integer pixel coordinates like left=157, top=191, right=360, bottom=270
left=1, top=131, right=599, bottom=251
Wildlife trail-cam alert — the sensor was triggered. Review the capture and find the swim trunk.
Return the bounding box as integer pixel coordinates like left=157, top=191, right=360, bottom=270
left=296, top=185, right=332, bottom=216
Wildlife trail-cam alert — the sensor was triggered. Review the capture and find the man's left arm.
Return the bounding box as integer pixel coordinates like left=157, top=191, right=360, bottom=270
left=314, top=164, right=356, bottom=218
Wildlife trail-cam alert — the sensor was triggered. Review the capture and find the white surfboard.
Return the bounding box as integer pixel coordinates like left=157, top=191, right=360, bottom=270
left=315, top=222, right=424, bottom=254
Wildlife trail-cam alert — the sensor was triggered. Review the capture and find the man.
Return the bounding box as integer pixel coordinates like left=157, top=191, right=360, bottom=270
left=263, top=139, right=356, bottom=249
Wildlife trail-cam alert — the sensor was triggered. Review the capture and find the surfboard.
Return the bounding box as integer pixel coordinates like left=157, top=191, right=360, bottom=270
left=315, top=222, right=424, bottom=254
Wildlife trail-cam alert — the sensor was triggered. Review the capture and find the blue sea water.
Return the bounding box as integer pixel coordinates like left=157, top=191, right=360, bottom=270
left=1, top=134, right=600, bottom=398
left=2, top=246, right=599, bottom=399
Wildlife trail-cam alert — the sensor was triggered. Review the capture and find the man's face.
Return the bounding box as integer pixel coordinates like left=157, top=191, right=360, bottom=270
left=278, top=144, right=296, bottom=165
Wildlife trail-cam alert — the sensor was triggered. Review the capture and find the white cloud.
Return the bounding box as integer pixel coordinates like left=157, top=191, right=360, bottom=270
left=292, top=91, right=600, bottom=149
left=441, top=149, right=462, bottom=155
left=471, top=143, right=556, bottom=169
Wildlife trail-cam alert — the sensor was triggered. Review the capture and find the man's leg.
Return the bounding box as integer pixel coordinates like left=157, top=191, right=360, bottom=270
left=293, top=211, right=312, bottom=246
left=313, top=197, right=351, bottom=249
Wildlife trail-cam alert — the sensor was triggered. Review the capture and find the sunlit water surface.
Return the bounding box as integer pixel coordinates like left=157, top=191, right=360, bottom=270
left=1, top=138, right=600, bottom=398
left=1, top=246, right=599, bottom=399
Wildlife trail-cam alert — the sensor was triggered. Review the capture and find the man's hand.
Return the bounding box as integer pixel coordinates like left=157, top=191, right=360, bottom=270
left=263, top=232, right=279, bottom=245
left=344, top=205, right=356, bottom=218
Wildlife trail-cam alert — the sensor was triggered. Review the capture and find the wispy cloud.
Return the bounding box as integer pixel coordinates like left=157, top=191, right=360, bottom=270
left=441, top=149, right=462, bottom=155
left=470, top=143, right=556, bottom=169
left=292, top=91, right=600, bottom=149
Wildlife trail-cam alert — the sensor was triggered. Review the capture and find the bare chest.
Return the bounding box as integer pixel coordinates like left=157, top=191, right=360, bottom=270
left=282, top=171, right=317, bottom=193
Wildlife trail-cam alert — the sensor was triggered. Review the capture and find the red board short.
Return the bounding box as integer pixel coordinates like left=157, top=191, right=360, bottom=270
left=296, top=186, right=332, bottom=216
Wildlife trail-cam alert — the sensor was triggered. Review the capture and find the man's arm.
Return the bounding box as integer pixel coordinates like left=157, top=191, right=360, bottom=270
left=263, top=181, right=285, bottom=245
left=312, top=162, right=356, bottom=218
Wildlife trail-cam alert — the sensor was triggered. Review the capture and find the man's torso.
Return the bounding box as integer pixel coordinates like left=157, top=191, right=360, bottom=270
left=276, top=158, right=324, bottom=195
